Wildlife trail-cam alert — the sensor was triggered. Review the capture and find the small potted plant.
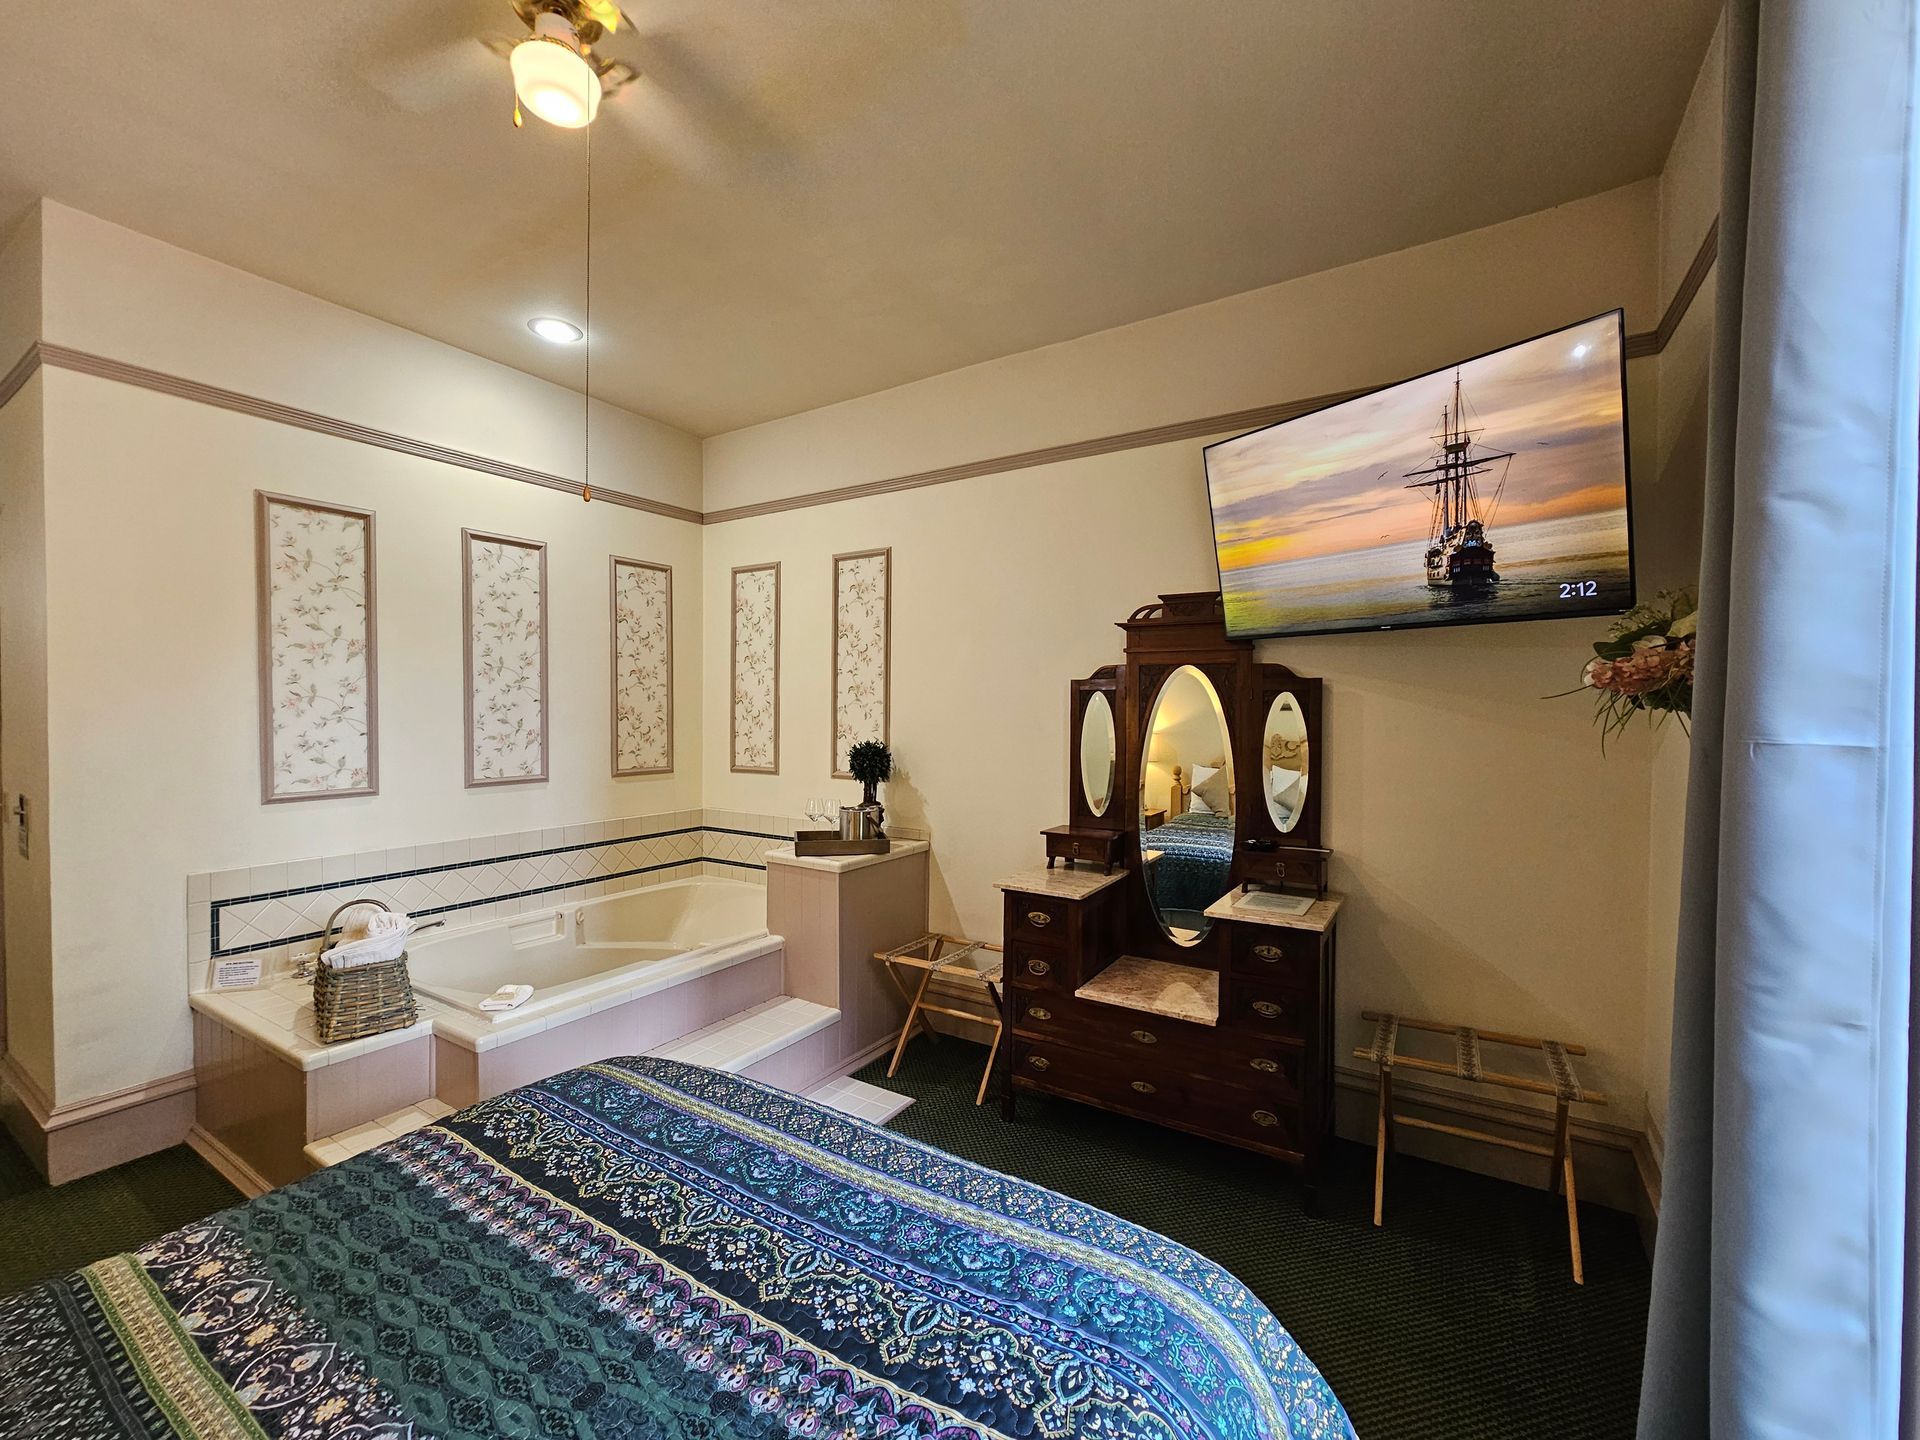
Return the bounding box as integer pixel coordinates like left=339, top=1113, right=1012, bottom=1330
left=847, top=740, right=893, bottom=835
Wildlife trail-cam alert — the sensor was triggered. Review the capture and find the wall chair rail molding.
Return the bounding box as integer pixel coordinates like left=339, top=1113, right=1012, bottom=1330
left=730, top=562, right=781, bottom=774
left=0, top=344, right=39, bottom=411
left=702, top=221, right=1723, bottom=527
left=26, top=343, right=702, bottom=522
left=4, top=219, right=1720, bottom=525
left=256, top=491, right=379, bottom=803
left=831, top=548, right=891, bottom=777
left=611, top=556, right=674, bottom=776
left=462, top=529, right=549, bottom=787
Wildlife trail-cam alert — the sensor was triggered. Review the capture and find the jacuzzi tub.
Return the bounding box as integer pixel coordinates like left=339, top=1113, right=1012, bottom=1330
left=409, top=877, right=768, bottom=1021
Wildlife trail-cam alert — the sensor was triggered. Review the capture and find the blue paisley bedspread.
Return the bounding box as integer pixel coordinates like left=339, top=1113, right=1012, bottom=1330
left=0, top=1058, right=1354, bottom=1440
left=1148, top=812, right=1237, bottom=914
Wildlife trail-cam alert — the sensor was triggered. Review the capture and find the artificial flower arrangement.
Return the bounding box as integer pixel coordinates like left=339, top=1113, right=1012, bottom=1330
left=1557, top=589, right=1697, bottom=746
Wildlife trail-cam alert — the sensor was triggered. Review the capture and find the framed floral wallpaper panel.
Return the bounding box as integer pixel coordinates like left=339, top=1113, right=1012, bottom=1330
left=831, top=547, right=891, bottom=778
left=463, top=529, right=549, bottom=788
left=611, top=557, right=673, bottom=776
left=729, top=562, right=781, bottom=774
left=255, top=491, right=378, bottom=804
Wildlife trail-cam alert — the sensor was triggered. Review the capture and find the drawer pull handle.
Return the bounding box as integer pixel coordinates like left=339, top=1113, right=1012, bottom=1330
left=1253, top=944, right=1285, bottom=962
left=1026, top=910, right=1054, bottom=928
left=1130, top=1029, right=1157, bottom=1045
left=1027, top=1055, right=1051, bottom=1071
left=1253, top=1000, right=1283, bottom=1018
left=1029, top=1006, right=1053, bottom=1021
left=1130, top=1080, right=1157, bottom=1094
left=1252, top=1109, right=1280, bottom=1128
left=1026, top=958, right=1052, bottom=978
left=1250, top=1057, right=1279, bottom=1073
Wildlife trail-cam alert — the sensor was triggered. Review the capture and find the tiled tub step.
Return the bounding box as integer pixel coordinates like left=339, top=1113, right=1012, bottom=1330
left=305, top=1099, right=456, bottom=1168
left=648, top=996, right=838, bottom=1073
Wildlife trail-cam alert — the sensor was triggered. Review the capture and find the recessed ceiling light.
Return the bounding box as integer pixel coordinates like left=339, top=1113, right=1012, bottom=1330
left=529, top=316, right=584, bottom=344
left=1572, top=343, right=1591, bottom=359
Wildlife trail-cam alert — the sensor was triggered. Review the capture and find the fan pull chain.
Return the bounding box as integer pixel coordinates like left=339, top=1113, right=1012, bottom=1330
left=512, top=97, right=523, bottom=128
left=581, top=112, right=593, bottom=503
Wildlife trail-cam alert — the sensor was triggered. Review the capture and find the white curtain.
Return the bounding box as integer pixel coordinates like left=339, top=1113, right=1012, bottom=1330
left=1637, top=0, right=1920, bottom=1435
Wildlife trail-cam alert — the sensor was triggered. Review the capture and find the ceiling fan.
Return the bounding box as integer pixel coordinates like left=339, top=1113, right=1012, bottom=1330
left=489, top=0, right=639, bottom=128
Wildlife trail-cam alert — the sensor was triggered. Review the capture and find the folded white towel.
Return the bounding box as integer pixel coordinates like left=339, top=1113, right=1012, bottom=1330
left=479, top=984, right=535, bottom=1013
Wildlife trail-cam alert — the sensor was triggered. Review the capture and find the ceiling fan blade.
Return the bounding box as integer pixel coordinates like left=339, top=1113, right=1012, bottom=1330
left=357, top=34, right=505, bottom=114
left=350, top=0, right=515, bottom=115
left=604, top=74, right=729, bottom=181
left=605, top=28, right=790, bottom=177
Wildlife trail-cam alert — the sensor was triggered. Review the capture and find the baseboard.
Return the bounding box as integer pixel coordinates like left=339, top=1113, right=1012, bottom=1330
left=1333, top=1063, right=1658, bottom=1227
left=0, top=1053, right=197, bottom=1185
left=186, top=1125, right=274, bottom=1200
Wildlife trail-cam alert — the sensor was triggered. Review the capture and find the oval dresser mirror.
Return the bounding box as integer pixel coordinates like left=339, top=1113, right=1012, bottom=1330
left=1079, top=692, right=1117, bottom=817
left=1139, top=664, right=1236, bottom=945
left=1263, top=692, right=1310, bottom=833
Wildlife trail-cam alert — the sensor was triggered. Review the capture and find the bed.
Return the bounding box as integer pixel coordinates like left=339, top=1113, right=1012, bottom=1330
left=0, top=1057, right=1353, bottom=1439
left=1148, top=809, right=1238, bottom=915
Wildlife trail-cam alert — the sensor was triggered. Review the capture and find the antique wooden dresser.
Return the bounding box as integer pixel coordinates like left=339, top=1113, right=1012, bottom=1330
left=998, top=592, right=1342, bottom=1203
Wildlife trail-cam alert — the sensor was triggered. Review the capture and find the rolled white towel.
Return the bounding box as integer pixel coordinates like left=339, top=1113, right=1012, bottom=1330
left=360, top=910, right=410, bottom=938
left=479, top=984, right=535, bottom=1013
left=324, top=928, right=409, bottom=969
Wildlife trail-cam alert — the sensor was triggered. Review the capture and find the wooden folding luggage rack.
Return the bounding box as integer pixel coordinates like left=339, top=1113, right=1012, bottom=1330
left=1355, top=1011, right=1609, bottom=1284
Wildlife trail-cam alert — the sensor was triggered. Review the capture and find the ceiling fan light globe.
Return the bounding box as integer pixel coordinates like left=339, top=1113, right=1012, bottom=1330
left=510, top=35, right=602, bottom=129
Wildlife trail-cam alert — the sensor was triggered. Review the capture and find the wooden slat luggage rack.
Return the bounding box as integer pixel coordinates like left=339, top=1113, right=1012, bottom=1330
left=1354, top=1011, right=1609, bottom=1284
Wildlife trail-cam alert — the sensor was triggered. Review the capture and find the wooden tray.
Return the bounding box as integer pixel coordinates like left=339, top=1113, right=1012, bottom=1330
left=793, top=830, right=890, bottom=857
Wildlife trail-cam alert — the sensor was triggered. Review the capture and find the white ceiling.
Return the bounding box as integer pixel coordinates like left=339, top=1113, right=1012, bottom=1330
left=0, top=1, right=1717, bottom=436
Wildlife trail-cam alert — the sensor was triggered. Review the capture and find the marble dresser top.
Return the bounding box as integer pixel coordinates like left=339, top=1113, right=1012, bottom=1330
left=1076, top=956, right=1220, bottom=1026
left=993, top=866, right=1127, bottom=900
left=1202, top=890, right=1345, bottom=934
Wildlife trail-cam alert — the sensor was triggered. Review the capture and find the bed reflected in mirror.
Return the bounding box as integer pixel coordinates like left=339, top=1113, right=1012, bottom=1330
left=1139, top=664, right=1235, bottom=944
left=1263, top=691, right=1310, bottom=833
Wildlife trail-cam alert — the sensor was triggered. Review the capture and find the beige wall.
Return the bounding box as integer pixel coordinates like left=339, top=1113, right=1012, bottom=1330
left=0, top=372, right=51, bottom=1099
left=38, top=205, right=704, bottom=517
left=701, top=180, right=1687, bottom=1126
left=0, top=209, right=52, bottom=1099
left=1642, top=18, right=1724, bottom=1151
left=29, top=206, right=707, bottom=1105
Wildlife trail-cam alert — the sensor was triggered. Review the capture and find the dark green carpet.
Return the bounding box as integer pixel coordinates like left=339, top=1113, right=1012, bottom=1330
left=855, top=1043, right=1651, bottom=1440
left=0, top=1127, right=239, bottom=1295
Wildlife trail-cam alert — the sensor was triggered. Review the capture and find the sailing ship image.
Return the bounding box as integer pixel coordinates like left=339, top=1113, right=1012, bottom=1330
left=1402, top=369, right=1515, bottom=590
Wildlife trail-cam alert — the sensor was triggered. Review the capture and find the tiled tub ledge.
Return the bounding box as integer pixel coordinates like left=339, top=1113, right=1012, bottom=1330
left=191, top=932, right=792, bottom=1192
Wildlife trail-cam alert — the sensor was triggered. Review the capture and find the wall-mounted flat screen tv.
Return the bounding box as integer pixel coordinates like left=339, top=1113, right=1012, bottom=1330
left=1203, top=310, right=1634, bottom=639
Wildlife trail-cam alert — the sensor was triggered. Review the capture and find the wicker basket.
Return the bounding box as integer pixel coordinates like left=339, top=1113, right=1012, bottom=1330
left=313, top=898, right=419, bottom=1044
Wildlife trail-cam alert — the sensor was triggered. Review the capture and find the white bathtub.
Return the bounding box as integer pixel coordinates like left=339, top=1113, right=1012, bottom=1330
left=409, top=877, right=768, bottom=1021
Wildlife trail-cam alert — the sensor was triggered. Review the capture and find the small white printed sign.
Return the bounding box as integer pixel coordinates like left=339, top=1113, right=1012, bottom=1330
left=210, top=955, right=264, bottom=991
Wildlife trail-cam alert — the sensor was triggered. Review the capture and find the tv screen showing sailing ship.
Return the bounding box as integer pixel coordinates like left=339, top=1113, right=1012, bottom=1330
left=1203, top=310, right=1634, bottom=639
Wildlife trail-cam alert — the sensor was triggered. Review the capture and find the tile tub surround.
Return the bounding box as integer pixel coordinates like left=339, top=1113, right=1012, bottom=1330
left=765, top=840, right=931, bottom=1084
left=185, top=810, right=867, bottom=989
left=190, top=935, right=791, bottom=1188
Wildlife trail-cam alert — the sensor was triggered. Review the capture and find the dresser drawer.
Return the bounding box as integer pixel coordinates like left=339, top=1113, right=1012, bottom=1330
left=1006, top=894, right=1069, bottom=947
left=1008, top=941, right=1068, bottom=989
left=1228, top=925, right=1320, bottom=988
left=1224, top=980, right=1312, bottom=1042
left=1012, top=1037, right=1303, bottom=1153
left=1016, top=991, right=1303, bottom=1095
